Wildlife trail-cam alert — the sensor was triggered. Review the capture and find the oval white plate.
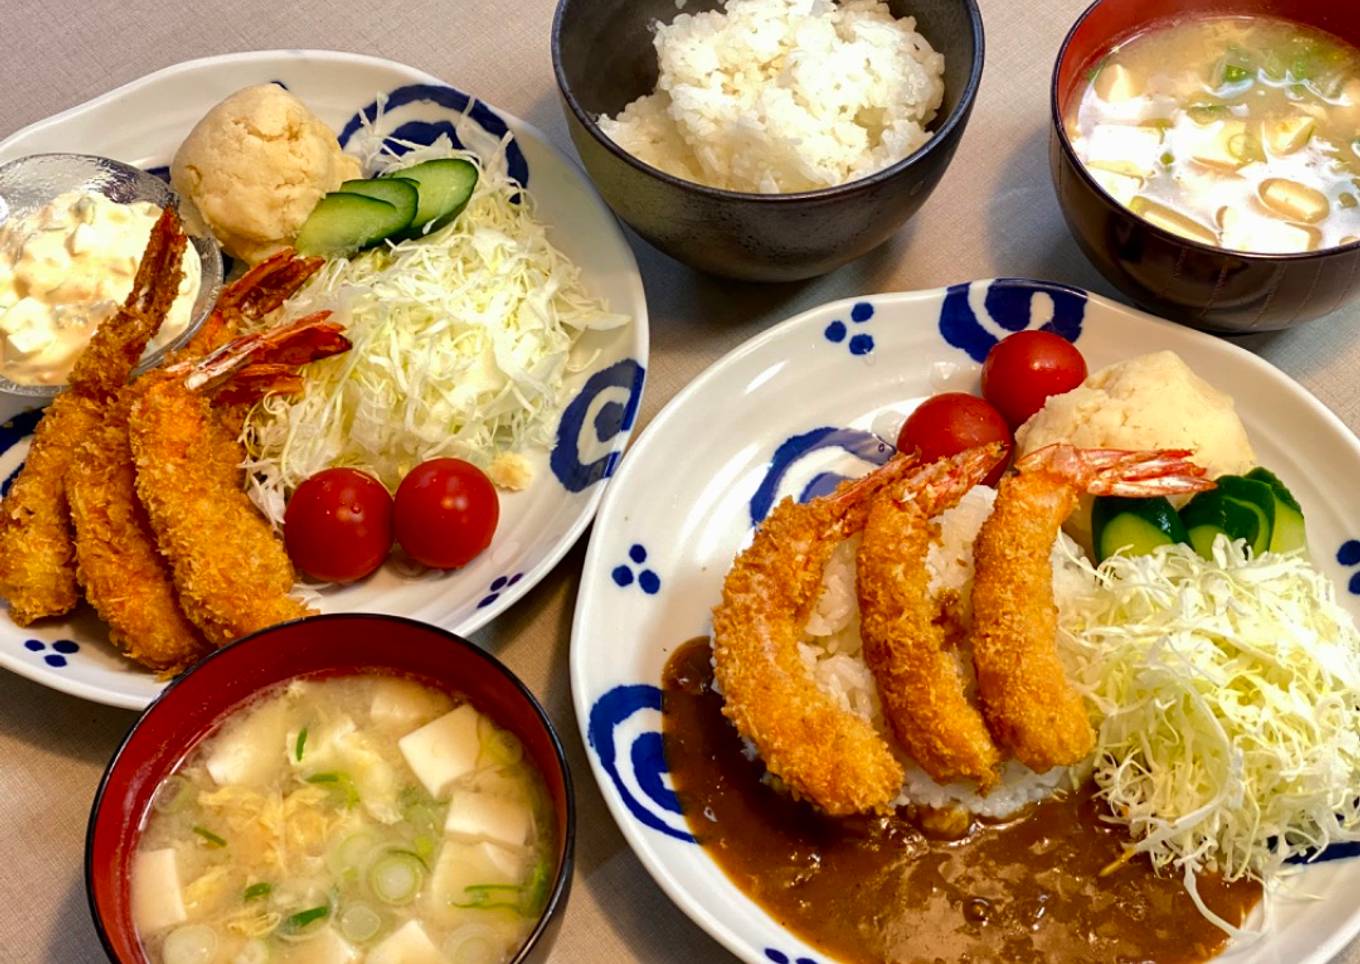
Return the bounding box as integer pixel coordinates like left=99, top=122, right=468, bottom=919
left=0, top=51, right=648, bottom=709
left=571, top=278, right=1360, bottom=964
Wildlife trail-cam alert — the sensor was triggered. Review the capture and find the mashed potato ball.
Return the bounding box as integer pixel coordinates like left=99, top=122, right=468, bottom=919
left=1017, top=350, right=1256, bottom=551
left=171, top=84, right=361, bottom=263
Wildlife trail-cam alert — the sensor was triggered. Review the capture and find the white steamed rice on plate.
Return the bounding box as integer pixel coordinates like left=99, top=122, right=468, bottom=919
left=598, top=0, right=946, bottom=193
left=790, top=485, right=1095, bottom=819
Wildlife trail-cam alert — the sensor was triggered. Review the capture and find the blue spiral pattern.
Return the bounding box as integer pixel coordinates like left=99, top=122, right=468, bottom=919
left=938, top=278, right=1087, bottom=362
left=749, top=426, right=893, bottom=526
left=587, top=684, right=694, bottom=843
left=337, top=83, right=530, bottom=188
left=550, top=358, right=646, bottom=493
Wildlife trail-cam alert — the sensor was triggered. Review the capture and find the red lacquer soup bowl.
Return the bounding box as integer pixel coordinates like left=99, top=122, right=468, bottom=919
left=85, top=614, right=575, bottom=963
left=1050, top=0, right=1360, bottom=334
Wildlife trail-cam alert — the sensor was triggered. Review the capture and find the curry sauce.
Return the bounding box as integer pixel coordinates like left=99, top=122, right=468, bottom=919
left=661, top=638, right=1260, bottom=964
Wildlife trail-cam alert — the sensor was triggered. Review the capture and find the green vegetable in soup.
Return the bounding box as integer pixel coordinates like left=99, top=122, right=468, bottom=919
left=295, top=726, right=308, bottom=763
left=306, top=770, right=360, bottom=808
left=369, top=850, right=426, bottom=905
left=192, top=825, right=227, bottom=848
left=243, top=882, right=272, bottom=902
left=283, top=904, right=330, bottom=934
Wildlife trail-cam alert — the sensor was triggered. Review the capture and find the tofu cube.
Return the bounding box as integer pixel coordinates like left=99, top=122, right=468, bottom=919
left=367, top=920, right=447, bottom=964
left=130, top=848, right=187, bottom=935
left=1262, top=115, right=1315, bottom=155
left=1084, top=124, right=1163, bottom=178
left=1189, top=120, right=1248, bottom=172
left=277, top=927, right=360, bottom=964
left=398, top=704, right=482, bottom=797
left=429, top=839, right=525, bottom=909
left=369, top=679, right=453, bottom=735
left=1094, top=62, right=1141, bottom=102
left=445, top=789, right=531, bottom=849
left=204, top=700, right=289, bottom=787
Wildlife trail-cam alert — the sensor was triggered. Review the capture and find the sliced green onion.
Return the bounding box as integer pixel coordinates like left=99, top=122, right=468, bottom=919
left=337, top=903, right=382, bottom=943
left=153, top=775, right=192, bottom=814
left=451, top=883, right=522, bottom=912
left=192, top=825, right=227, bottom=848
left=307, top=771, right=359, bottom=808
left=243, top=882, right=272, bottom=902
left=283, top=905, right=330, bottom=933
left=1159, top=151, right=1174, bottom=167
left=327, top=830, right=381, bottom=878
left=1222, top=63, right=1250, bottom=84
left=368, top=851, right=425, bottom=906
left=444, top=924, right=502, bottom=964
left=522, top=856, right=552, bottom=916
left=295, top=726, right=308, bottom=763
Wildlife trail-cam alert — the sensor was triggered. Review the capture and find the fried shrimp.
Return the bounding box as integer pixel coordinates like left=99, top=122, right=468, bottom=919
left=856, top=444, right=1008, bottom=790
left=129, top=314, right=349, bottom=647
left=712, top=453, right=924, bottom=816
left=970, top=444, right=1214, bottom=772
left=67, top=251, right=322, bottom=672
left=0, top=208, right=186, bottom=624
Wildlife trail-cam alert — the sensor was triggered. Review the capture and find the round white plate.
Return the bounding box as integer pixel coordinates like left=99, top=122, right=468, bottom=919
left=571, top=278, right=1360, bottom=964
left=0, top=51, right=648, bottom=709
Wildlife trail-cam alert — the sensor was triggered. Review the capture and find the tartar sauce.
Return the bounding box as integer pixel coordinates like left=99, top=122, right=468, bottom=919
left=0, top=190, right=202, bottom=386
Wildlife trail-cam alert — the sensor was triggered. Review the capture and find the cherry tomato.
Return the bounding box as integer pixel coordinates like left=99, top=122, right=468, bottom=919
left=981, top=330, right=1088, bottom=429
left=896, top=392, right=1014, bottom=487
left=285, top=468, right=394, bottom=583
left=394, top=458, right=499, bottom=569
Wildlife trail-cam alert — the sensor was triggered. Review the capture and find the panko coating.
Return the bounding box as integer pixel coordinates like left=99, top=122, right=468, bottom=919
left=171, top=84, right=361, bottom=263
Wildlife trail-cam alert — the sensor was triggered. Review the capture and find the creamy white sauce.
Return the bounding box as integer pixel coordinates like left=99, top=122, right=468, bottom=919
left=0, top=190, right=201, bottom=386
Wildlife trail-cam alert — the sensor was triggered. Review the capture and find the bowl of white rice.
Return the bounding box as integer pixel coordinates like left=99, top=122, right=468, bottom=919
left=552, top=0, right=984, bottom=281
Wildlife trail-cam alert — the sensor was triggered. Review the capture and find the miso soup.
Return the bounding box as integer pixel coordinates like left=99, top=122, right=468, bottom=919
left=130, top=676, right=555, bottom=964
left=1067, top=17, right=1360, bottom=253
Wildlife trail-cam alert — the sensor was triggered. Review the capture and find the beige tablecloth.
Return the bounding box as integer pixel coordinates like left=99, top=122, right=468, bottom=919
left=2, top=0, right=1357, bottom=961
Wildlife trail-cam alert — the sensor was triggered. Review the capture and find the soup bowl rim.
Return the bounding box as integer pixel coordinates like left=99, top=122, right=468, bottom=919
left=550, top=0, right=987, bottom=203
left=83, top=611, right=576, bottom=964
left=1050, top=0, right=1360, bottom=262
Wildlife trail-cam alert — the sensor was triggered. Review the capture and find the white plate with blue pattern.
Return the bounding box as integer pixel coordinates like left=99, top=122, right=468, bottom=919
left=0, top=51, right=647, bottom=709
left=571, top=278, right=1360, bottom=964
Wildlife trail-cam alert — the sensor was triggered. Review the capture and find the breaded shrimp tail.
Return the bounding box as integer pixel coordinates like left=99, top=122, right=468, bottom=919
left=857, top=444, right=1007, bottom=789
left=970, top=445, right=1214, bottom=772
left=712, top=453, right=922, bottom=816
left=129, top=315, right=350, bottom=647
left=0, top=208, right=186, bottom=624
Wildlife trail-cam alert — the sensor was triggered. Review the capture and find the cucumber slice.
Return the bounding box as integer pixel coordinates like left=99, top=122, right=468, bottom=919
left=1180, top=490, right=1264, bottom=559
left=338, top=177, right=419, bottom=230
left=1214, top=476, right=1277, bottom=557
left=295, top=193, right=409, bottom=257
left=385, top=159, right=478, bottom=236
left=1091, top=496, right=1188, bottom=562
left=1245, top=466, right=1307, bottom=553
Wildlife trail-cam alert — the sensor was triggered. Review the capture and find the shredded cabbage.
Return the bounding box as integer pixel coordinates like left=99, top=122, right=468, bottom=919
left=1059, top=536, right=1360, bottom=915
left=243, top=122, right=629, bottom=524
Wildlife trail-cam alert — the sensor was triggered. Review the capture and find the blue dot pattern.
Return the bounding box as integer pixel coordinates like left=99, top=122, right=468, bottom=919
left=850, top=302, right=874, bottom=322
left=612, top=545, right=661, bottom=595
left=824, top=321, right=846, bottom=343
left=824, top=302, right=876, bottom=357
left=764, top=951, right=819, bottom=964
left=1340, top=541, right=1360, bottom=596
left=848, top=333, right=874, bottom=355
left=476, top=572, right=525, bottom=608
left=21, top=638, right=79, bottom=669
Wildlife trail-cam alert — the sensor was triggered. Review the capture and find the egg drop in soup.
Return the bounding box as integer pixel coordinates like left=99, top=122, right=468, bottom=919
left=1067, top=17, right=1360, bottom=253
left=130, top=675, right=555, bottom=964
